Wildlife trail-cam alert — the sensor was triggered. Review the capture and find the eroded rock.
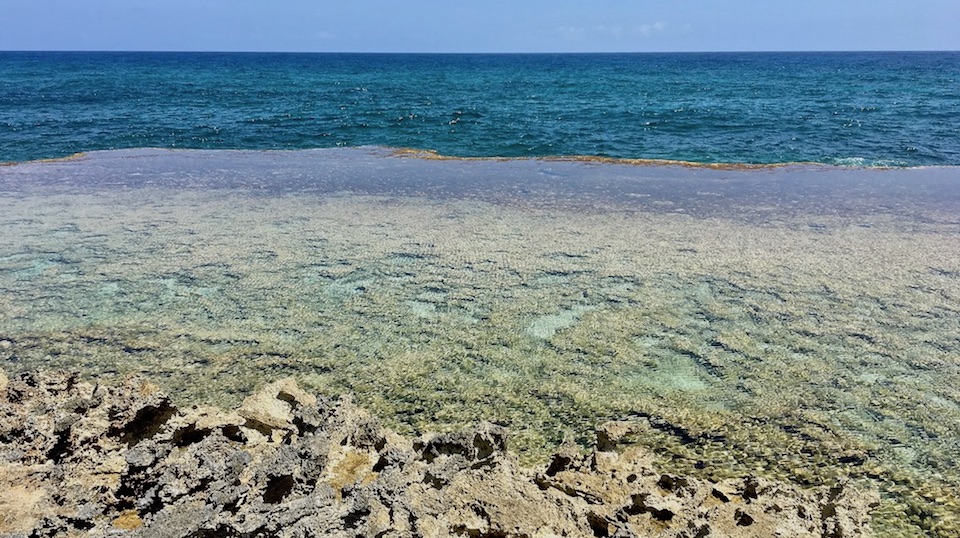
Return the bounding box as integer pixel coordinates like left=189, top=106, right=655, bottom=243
left=0, top=370, right=878, bottom=537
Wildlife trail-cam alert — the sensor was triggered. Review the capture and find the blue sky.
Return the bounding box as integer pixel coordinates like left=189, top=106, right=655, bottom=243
left=2, top=0, right=958, bottom=52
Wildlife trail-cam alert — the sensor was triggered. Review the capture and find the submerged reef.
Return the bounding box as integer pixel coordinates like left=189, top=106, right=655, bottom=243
left=0, top=369, right=876, bottom=537
left=2, top=151, right=959, bottom=536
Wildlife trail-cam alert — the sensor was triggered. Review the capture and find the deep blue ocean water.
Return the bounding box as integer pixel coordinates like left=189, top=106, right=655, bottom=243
left=1, top=51, right=959, bottom=165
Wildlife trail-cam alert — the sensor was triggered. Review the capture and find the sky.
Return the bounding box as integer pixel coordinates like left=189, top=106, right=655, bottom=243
left=2, top=0, right=959, bottom=53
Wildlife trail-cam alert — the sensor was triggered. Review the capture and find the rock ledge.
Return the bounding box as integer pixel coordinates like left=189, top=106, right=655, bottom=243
left=0, top=370, right=876, bottom=537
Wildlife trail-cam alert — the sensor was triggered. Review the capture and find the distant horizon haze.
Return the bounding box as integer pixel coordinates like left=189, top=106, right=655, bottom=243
left=2, top=0, right=958, bottom=53
left=3, top=49, right=959, bottom=54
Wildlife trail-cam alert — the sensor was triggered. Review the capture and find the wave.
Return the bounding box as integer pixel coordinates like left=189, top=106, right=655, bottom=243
left=2, top=146, right=949, bottom=171
left=384, top=146, right=928, bottom=170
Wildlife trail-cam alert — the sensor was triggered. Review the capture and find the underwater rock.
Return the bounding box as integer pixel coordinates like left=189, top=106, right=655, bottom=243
left=0, top=369, right=877, bottom=537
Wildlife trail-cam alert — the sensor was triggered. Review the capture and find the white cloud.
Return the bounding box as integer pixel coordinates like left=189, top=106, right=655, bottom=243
left=556, top=26, right=586, bottom=41
left=557, top=22, right=667, bottom=41
left=595, top=25, right=625, bottom=37
left=635, top=22, right=667, bottom=37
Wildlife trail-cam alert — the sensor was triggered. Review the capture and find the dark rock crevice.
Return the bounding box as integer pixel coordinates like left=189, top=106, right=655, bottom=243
left=0, top=370, right=878, bottom=538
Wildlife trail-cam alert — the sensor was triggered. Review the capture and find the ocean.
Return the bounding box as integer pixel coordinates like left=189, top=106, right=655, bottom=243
left=1, top=51, right=959, bottom=165
left=1, top=52, right=960, bottom=536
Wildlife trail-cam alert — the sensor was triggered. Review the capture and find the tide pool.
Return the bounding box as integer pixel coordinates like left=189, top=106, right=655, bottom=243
left=1, top=149, right=959, bottom=535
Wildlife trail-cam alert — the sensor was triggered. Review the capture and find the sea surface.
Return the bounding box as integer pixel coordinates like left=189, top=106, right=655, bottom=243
left=1, top=52, right=960, bottom=536
left=1, top=51, right=959, bottom=165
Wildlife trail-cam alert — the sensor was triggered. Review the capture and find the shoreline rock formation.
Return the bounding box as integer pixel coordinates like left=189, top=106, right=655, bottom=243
left=0, top=370, right=876, bottom=537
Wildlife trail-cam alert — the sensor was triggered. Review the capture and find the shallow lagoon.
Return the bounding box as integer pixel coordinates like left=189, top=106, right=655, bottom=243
left=1, top=148, right=959, bottom=535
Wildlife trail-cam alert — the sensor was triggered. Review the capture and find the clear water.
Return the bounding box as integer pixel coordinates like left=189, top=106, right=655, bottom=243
left=1, top=51, right=959, bottom=165
left=2, top=148, right=959, bottom=536
left=2, top=51, right=960, bottom=536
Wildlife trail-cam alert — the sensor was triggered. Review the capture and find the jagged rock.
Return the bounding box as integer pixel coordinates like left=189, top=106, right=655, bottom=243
left=237, top=377, right=317, bottom=441
left=0, top=370, right=878, bottom=537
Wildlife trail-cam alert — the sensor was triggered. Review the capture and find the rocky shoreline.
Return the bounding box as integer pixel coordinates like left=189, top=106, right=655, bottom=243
left=0, top=370, right=876, bottom=537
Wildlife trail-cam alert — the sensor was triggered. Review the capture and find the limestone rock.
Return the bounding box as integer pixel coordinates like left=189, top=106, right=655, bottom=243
left=0, top=369, right=878, bottom=537
left=237, top=377, right=317, bottom=437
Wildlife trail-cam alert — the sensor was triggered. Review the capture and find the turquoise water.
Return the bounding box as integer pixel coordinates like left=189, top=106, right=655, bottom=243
left=2, top=149, right=960, bottom=535
left=2, top=51, right=959, bottom=165
left=2, top=51, right=960, bottom=535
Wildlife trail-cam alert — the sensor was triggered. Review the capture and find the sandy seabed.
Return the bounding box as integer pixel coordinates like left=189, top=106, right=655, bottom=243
left=1, top=148, right=958, bottom=536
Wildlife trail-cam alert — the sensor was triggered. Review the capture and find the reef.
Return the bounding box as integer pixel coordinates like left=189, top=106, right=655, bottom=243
left=0, top=369, right=876, bottom=537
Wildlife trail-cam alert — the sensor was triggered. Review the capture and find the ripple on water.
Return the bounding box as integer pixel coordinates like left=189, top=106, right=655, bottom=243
left=2, top=150, right=960, bottom=536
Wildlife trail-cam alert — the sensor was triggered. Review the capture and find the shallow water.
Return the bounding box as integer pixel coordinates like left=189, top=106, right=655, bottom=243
left=2, top=148, right=959, bottom=535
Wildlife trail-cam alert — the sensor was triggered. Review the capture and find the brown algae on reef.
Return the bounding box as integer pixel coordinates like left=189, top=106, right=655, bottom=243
left=1, top=151, right=87, bottom=167
left=1, top=147, right=959, bottom=536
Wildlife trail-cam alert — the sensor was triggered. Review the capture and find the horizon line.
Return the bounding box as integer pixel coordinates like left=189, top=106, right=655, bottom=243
left=2, top=48, right=959, bottom=55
